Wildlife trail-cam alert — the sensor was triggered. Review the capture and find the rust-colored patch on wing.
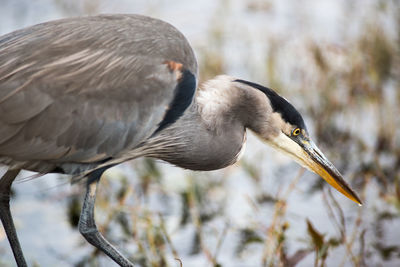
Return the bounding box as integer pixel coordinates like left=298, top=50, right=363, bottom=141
left=165, top=60, right=183, bottom=71
left=164, top=60, right=183, bottom=80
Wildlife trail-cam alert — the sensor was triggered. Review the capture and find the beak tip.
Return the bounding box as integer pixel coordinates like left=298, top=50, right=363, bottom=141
left=349, top=189, right=363, bottom=206
left=348, top=191, right=363, bottom=206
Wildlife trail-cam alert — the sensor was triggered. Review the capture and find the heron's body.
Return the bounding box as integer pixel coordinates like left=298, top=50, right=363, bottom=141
left=0, top=14, right=361, bottom=267
left=0, top=14, right=197, bottom=175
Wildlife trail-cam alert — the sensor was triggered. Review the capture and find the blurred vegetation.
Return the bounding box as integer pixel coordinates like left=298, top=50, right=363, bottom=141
left=65, top=0, right=400, bottom=266
left=1, top=0, right=399, bottom=266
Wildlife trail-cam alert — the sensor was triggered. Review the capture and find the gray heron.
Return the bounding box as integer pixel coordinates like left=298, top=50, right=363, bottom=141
left=0, top=14, right=362, bottom=266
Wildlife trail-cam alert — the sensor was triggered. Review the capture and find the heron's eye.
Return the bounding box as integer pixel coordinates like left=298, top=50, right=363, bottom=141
left=292, top=128, right=301, bottom=136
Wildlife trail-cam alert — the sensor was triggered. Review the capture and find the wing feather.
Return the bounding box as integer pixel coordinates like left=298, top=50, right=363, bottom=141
left=0, top=14, right=197, bottom=173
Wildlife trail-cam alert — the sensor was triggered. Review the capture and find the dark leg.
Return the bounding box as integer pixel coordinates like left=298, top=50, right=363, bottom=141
left=78, top=170, right=135, bottom=267
left=0, top=169, right=27, bottom=267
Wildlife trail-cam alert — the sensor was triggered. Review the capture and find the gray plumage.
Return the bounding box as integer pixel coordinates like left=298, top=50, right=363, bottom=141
left=0, top=14, right=361, bottom=267
left=0, top=14, right=196, bottom=175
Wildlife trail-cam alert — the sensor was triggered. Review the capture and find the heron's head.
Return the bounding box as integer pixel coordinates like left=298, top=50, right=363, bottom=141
left=234, top=79, right=362, bottom=205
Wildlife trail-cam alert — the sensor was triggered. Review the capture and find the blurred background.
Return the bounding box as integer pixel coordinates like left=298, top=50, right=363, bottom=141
left=0, top=0, right=399, bottom=266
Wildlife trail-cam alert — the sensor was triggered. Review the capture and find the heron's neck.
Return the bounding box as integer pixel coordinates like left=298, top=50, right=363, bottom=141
left=143, top=75, right=259, bottom=171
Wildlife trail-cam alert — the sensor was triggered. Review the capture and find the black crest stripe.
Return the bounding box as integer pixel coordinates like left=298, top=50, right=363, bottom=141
left=234, top=79, right=306, bottom=129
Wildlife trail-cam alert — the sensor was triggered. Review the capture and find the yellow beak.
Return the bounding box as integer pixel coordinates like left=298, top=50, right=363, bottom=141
left=267, top=132, right=362, bottom=205
left=300, top=140, right=362, bottom=205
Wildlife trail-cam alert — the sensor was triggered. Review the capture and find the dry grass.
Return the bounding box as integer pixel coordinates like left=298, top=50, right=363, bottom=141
left=1, top=0, right=399, bottom=266
left=65, top=1, right=400, bottom=266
